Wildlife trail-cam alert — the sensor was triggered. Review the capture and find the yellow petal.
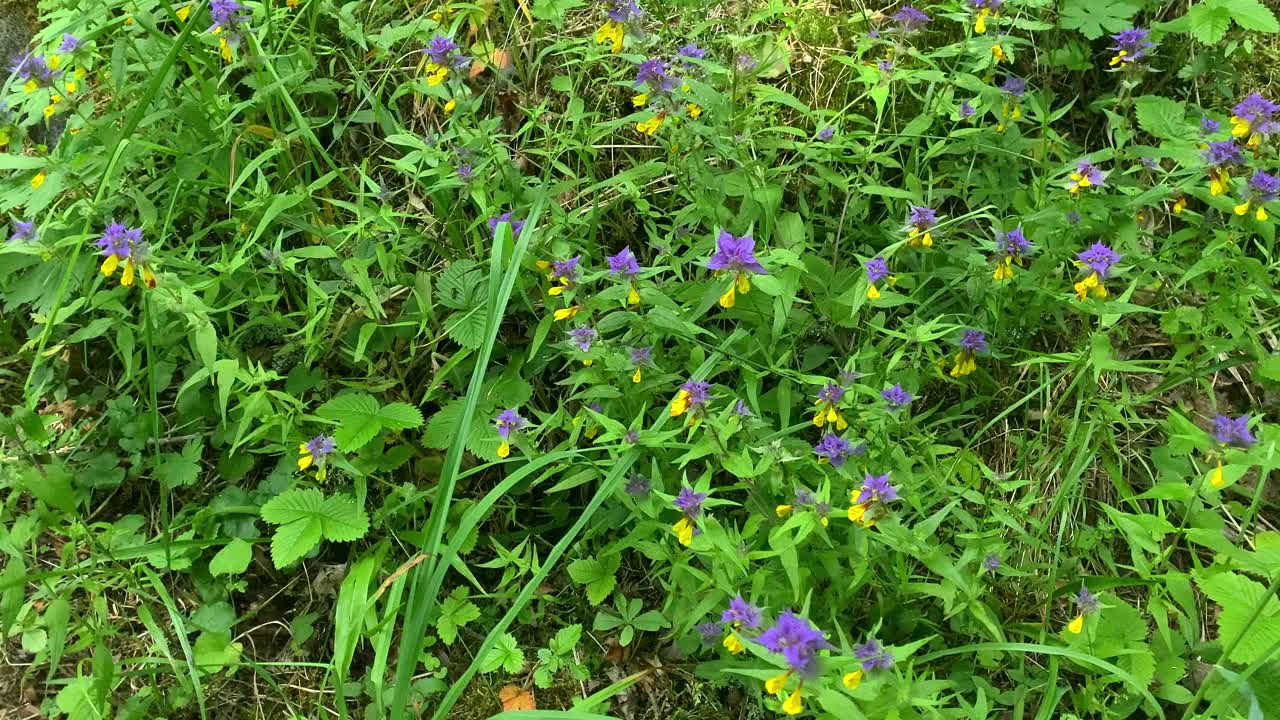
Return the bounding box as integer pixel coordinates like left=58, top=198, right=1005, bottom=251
left=298, top=453, right=313, bottom=470
left=781, top=687, right=803, bottom=715
left=23, top=79, right=38, bottom=93
left=548, top=285, right=564, bottom=296
left=627, top=286, right=640, bottom=306
left=688, top=103, right=702, bottom=119
left=765, top=672, right=790, bottom=695
left=1210, top=462, right=1225, bottom=488
left=121, top=260, right=135, bottom=287
left=835, top=414, right=848, bottom=431
left=497, top=441, right=510, bottom=459
left=1231, top=117, right=1249, bottom=136
left=31, top=171, right=46, bottom=189
left=975, top=13, right=986, bottom=34
left=719, top=284, right=736, bottom=308
left=101, top=254, right=120, bottom=277
left=444, top=98, right=456, bottom=113
left=922, top=232, right=933, bottom=247
left=1258, top=206, right=1268, bottom=221
left=632, top=93, right=648, bottom=108
left=632, top=368, right=642, bottom=384
left=43, top=104, right=56, bottom=119
left=670, top=390, right=689, bottom=417
left=65, top=80, right=77, bottom=93
left=177, top=6, right=192, bottom=21
left=848, top=504, right=866, bottom=523
left=736, top=272, right=751, bottom=294
left=723, top=632, right=744, bottom=654
left=843, top=670, right=863, bottom=690
left=553, top=306, right=578, bottom=321
left=812, top=411, right=825, bottom=428
left=1067, top=614, right=1084, bottom=634
left=673, top=517, right=694, bottom=546
left=776, top=504, right=793, bottom=517
left=1235, top=202, right=1251, bottom=216
left=867, top=283, right=881, bottom=299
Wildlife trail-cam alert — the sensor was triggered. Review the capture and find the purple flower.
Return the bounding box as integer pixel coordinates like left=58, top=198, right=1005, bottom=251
left=1201, top=117, right=1221, bottom=135
left=865, top=257, right=890, bottom=284
left=696, top=621, right=724, bottom=644
left=856, top=473, right=899, bottom=504
left=983, top=553, right=1001, bottom=572
left=623, top=429, right=640, bottom=444
left=1232, top=93, right=1280, bottom=137
left=10, top=54, right=57, bottom=85
left=877, top=58, right=894, bottom=72
left=970, top=0, right=1002, bottom=7
left=1140, top=156, right=1159, bottom=171
left=1000, top=76, right=1026, bottom=97
left=757, top=610, right=833, bottom=675
left=960, top=101, right=976, bottom=118
left=1248, top=171, right=1280, bottom=202
left=707, top=230, right=767, bottom=275
left=1076, top=242, right=1120, bottom=278
left=568, top=325, right=597, bottom=352
left=674, top=486, right=706, bottom=518
left=1069, top=161, right=1106, bottom=193
left=209, top=0, right=248, bottom=33
left=625, top=474, right=651, bottom=496
left=793, top=487, right=816, bottom=506
left=607, top=246, right=641, bottom=277
left=680, top=380, right=711, bottom=408
left=488, top=212, right=525, bottom=238
left=1075, top=586, right=1099, bottom=614
left=606, top=0, right=643, bottom=23
left=1213, top=414, right=1257, bottom=448
left=8, top=219, right=34, bottom=243
left=550, top=256, right=581, bottom=283
left=854, top=639, right=894, bottom=671
left=456, top=163, right=474, bottom=182
left=817, top=384, right=845, bottom=404
left=629, top=346, right=652, bottom=366
left=892, top=5, right=931, bottom=32
left=736, top=53, right=757, bottom=72
left=495, top=408, right=527, bottom=440
left=959, top=329, right=988, bottom=353
left=721, top=596, right=762, bottom=629
left=425, top=34, right=460, bottom=64
left=839, top=369, right=863, bottom=386
left=94, top=222, right=140, bottom=260
left=58, top=34, right=81, bottom=54
left=1109, top=28, right=1155, bottom=65
left=677, top=43, right=706, bottom=62
left=732, top=399, right=754, bottom=417
left=634, top=58, right=676, bottom=93
left=881, top=384, right=912, bottom=408
left=1203, top=140, right=1243, bottom=168
left=814, top=434, right=854, bottom=467
left=817, top=126, right=836, bottom=140
left=996, top=226, right=1031, bottom=256
left=908, top=205, right=938, bottom=229
left=304, top=434, right=336, bottom=459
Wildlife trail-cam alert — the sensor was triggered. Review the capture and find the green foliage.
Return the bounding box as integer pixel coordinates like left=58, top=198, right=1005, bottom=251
left=260, top=488, right=369, bottom=568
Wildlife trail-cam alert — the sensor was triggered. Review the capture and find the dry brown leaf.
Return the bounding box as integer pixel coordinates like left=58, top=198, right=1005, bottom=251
left=469, top=59, right=487, bottom=79
left=492, top=48, right=513, bottom=71
left=499, top=685, right=536, bottom=711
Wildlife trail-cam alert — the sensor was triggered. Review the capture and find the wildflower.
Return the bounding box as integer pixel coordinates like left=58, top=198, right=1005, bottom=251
left=881, top=384, right=912, bottom=409
left=421, top=34, right=470, bottom=85
left=671, top=486, right=706, bottom=546
left=892, top=5, right=931, bottom=32
left=1067, top=160, right=1105, bottom=195
left=539, top=255, right=581, bottom=297
left=707, top=230, right=768, bottom=308
left=814, top=502, right=831, bottom=527
left=813, top=383, right=848, bottom=430
left=1230, top=92, right=1279, bottom=148
left=634, top=58, right=676, bottom=95
left=996, top=76, right=1024, bottom=132
left=1201, top=116, right=1221, bottom=135
left=732, top=399, right=753, bottom=417
left=1172, top=196, right=1188, bottom=215
left=1234, top=170, right=1280, bottom=221
left=838, top=368, right=863, bottom=386
left=58, top=34, right=81, bottom=54
left=960, top=101, right=976, bottom=118
left=487, top=211, right=525, bottom=239
left=677, top=42, right=706, bottom=68
left=456, top=163, right=474, bottom=182
left=209, top=0, right=250, bottom=61
left=625, top=473, right=651, bottom=496
left=670, top=380, right=710, bottom=419
left=951, top=329, right=987, bottom=377
left=607, top=247, right=642, bottom=305
left=855, top=638, right=895, bottom=671
left=8, top=219, right=34, bottom=243
left=877, top=58, right=894, bottom=73
left=1108, top=28, right=1155, bottom=67
left=1214, top=414, right=1257, bottom=448
left=624, top=429, right=640, bottom=444
left=814, top=434, right=854, bottom=467
left=1067, top=586, right=1099, bottom=634
left=1073, top=242, right=1120, bottom=301
left=719, top=595, right=762, bottom=653
left=970, top=0, right=1001, bottom=34
left=595, top=0, right=642, bottom=54
left=993, top=225, right=1031, bottom=280
left=758, top=611, right=833, bottom=715
left=1140, top=156, right=1159, bottom=171
left=865, top=256, right=892, bottom=298
left=11, top=55, right=57, bottom=91
left=297, top=433, right=336, bottom=477
left=1001, top=76, right=1026, bottom=97
left=494, top=408, right=528, bottom=459
left=628, top=346, right=651, bottom=383
left=568, top=325, right=597, bottom=353
left=991, top=43, right=1006, bottom=63
left=736, top=53, right=757, bottom=72
left=983, top=553, right=1001, bottom=572
left=1203, top=140, right=1243, bottom=196
left=635, top=114, right=665, bottom=135
left=94, top=222, right=155, bottom=289
left=817, top=126, right=835, bottom=141
left=906, top=205, right=938, bottom=248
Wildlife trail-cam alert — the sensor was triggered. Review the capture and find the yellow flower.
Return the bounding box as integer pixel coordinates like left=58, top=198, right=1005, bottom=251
left=298, top=443, right=314, bottom=470
left=632, top=367, right=642, bottom=383
left=765, top=672, right=790, bottom=694
left=813, top=403, right=848, bottom=431
left=1109, top=50, right=1127, bottom=66
left=48, top=55, right=61, bottom=70
left=991, top=44, right=1006, bottom=63
left=219, top=36, right=233, bottom=63
left=23, top=79, right=38, bottom=93
left=121, top=259, right=136, bottom=288
left=594, top=20, right=624, bottom=54
left=1073, top=272, right=1107, bottom=301
left=632, top=93, right=648, bottom=108
left=908, top=228, right=933, bottom=248
left=719, top=284, right=736, bottom=308
left=670, top=389, right=690, bottom=417
left=723, top=632, right=744, bottom=654
left=1067, top=614, right=1084, bottom=634
left=425, top=63, right=449, bottom=86
left=847, top=503, right=867, bottom=524
left=776, top=504, right=793, bottom=518
left=781, top=687, right=804, bottom=715
left=636, top=114, right=664, bottom=135
left=1172, top=197, right=1187, bottom=215
left=1258, top=205, right=1269, bottom=221
left=497, top=440, right=511, bottom=459
left=993, top=257, right=1014, bottom=281
left=553, top=305, right=580, bottom=321
left=0, top=130, right=9, bottom=147
left=444, top=98, right=456, bottom=113
left=177, top=5, right=192, bottom=21
left=688, top=103, right=702, bottom=119
left=867, top=283, right=881, bottom=299
left=65, top=80, right=77, bottom=93
left=975, top=8, right=989, bottom=33
left=288, top=0, right=299, bottom=7
left=672, top=516, right=694, bottom=546
left=1209, top=169, right=1230, bottom=196
left=1234, top=201, right=1251, bottom=216
left=950, top=351, right=977, bottom=378
left=31, top=171, right=46, bottom=189
left=843, top=670, right=863, bottom=689
left=627, top=285, right=640, bottom=306
left=1210, top=459, right=1225, bottom=488
left=43, top=104, right=57, bottom=119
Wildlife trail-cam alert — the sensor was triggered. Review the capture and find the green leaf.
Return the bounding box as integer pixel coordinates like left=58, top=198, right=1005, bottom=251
left=445, top=308, right=488, bottom=349
left=55, top=677, right=103, bottom=720
left=317, top=393, right=424, bottom=451
left=435, top=590, right=481, bottom=645
left=1134, top=96, right=1195, bottom=142
left=567, top=556, right=618, bottom=606
left=478, top=633, right=524, bottom=674
left=156, top=440, right=203, bottom=489
left=1197, top=570, right=1280, bottom=664
left=436, top=260, right=484, bottom=310
left=261, top=488, right=326, bottom=526
left=1059, top=0, right=1140, bottom=39
left=550, top=623, right=582, bottom=654
left=19, top=463, right=77, bottom=514
left=1220, top=0, right=1279, bottom=31
left=378, top=402, right=424, bottom=430
left=209, top=539, right=253, bottom=576
left=261, top=488, right=369, bottom=564
left=193, top=631, right=242, bottom=674
left=270, top=517, right=322, bottom=568
left=1187, top=2, right=1233, bottom=43
left=424, top=398, right=467, bottom=450
left=318, top=494, right=370, bottom=542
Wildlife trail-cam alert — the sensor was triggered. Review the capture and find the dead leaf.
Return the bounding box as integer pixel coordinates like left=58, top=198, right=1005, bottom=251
left=492, top=48, right=513, bottom=71
left=499, top=685, right=536, bottom=711
left=469, top=59, right=487, bottom=79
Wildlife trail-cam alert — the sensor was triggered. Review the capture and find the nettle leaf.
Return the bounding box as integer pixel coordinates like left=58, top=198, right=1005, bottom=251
left=1059, top=0, right=1140, bottom=39
left=1219, top=0, right=1278, bottom=32
left=270, top=516, right=323, bottom=568
left=437, top=260, right=485, bottom=310
left=1186, top=2, right=1233, bottom=43
left=1197, top=570, right=1280, bottom=664
left=567, top=555, right=618, bottom=605
left=1133, top=96, right=1196, bottom=143
left=435, top=589, right=482, bottom=645
left=261, top=489, right=369, bottom=568
left=424, top=398, right=467, bottom=449
left=318, top=393, right=424, bottom=451
left=479, top=633, right=525, bottom=674
left=445, top=307, right=489, bottom=349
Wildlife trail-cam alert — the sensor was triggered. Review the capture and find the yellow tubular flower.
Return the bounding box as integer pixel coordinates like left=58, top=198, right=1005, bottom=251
left=48, top=55, right=61, bottom=70
left=843, top=670, right=863, bottom=689
left=43, top=104, right=57, bottom=119
left=867, top=283, right=881, bottom=299
left=1210, top=458, right=1225, bottom=488
left=627, top=285, right=640, bottom=306
left=101, top=255, right=120, bottom=277
left=65, top=80, right=77, bottom=93
left=688, top=103, right=702, bottom=119
left=594, top=20, right=624, bottom=53
left=1234, top=201, right=1251, bottom=216
left=993, top=257, right=1014, bottom=281
left=765, top=672, right=791, bottom=694
left=847, top=503, right=867, bottom=524
left=497, top=440, right=511, bottom=459
left=719, top=283, right=736, bottom=308
left=782, top=687, right=804, bottom=715
left=177, top=5, right=192, bottom=21
left=735, top=272, right=751, bottom=294
left=219, top=36, right=233, bottom=63
left=444, top=98, right=456, bottom=113
left=975, top=8, right=989, bottom=34
left=670, top=390, right=690, bottom=417
left=142, top=267, right=157, bottom=288
left=23, top=79, right=38, bottom=93
left=991, top=44, right=1005, bottom=62
left=121, top=260, right=136, bottom=288
left=553, top=305, right=579, bottom=321
left=723, top=632, right=744, bottom=654
left=297, top=444, right=314, bottom=470
left=1173, top=197, right=1187, bottom=215
left=632, top=367, right=642, bottom=383
left=636, top=115, right=664, bottom=135
left=1258, top=205, right=1269, bottom=221
left=1210, top=169, right=1230, bottom=196
left=776, top=504, right=793, bottom=518
left=426, top=64, right=448, bottom=86
left=632, top=93, right=648, bottom=108
left=1067, top=614, right=1084, bottom=634
left=1109, top=50, right=1127, bottom=66
left=672, top=516, right=694, bottom=546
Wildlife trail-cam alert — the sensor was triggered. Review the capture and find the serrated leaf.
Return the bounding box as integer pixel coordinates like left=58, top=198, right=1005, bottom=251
left=479, top=633, right=524, bottom=674
left=318, top=393, right=383, bottom=451
left=436, top=592, right=482, bottom=645
left=424, top=399, right=468, bottom=450
left=1059, top=0, right=1140, bottom=39
left=1187, top=3, right=1233, bottom=43
left=1134, top=96, right=1195, bottom=142
left=437, top=260, right=484, bottom=310
left=261, top=488, right=326, bottom=525
left=209, top=538, right=253, bottom=576
left=1221, top=0, right=1278, bottom=31
left=318, top=494, right=370, bottom=542
left=156, top=449, right=201, bottom=488
left=445, top=308, right=488, bottom=349
left=55, top=677, right=102, bottom=720
left=551, top=623, right=582, bottom=654
left=1197, top=570, right=1280, bottom=664
left=568, top=556, right=617, bottom=605
left=270, top=517, right=322, bottom=568
left=378, top=402, right=424, bottom=430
